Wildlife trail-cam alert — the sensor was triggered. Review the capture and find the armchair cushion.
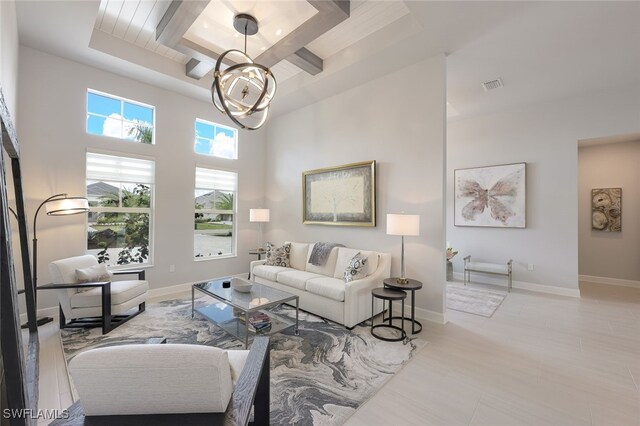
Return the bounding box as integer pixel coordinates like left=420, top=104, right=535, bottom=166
left=70, top=280, right=149, bottom=308
left=69, top=344, right=234, bottom=416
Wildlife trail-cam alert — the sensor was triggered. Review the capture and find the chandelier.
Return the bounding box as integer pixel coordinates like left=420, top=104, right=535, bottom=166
left=212, top=14, right=277, bottom=131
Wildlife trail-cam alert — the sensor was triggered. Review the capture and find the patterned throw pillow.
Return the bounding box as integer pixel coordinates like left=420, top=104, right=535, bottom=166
left=265, top=242, right=291, bottom=267
left=343, top=252, right=368, bottom=282
left=75, top=264, right=114, bottom=293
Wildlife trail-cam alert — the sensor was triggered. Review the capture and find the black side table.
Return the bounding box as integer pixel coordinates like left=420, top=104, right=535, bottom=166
left=248, top=249, right=266, bottom=279
left=371, top=287, right=407, bottom=342
left=383, top=278, right=423, bottom=334
left=249, top=249, right=266, bottom=260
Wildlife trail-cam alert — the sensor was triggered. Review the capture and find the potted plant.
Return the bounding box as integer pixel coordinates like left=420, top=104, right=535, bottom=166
left=446, top=246, right=458, bottom=281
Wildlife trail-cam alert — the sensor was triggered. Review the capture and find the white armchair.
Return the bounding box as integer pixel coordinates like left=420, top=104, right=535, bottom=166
left=51, top=337, right=271, bottom=426
left=41, top=255, right=148, bottom=334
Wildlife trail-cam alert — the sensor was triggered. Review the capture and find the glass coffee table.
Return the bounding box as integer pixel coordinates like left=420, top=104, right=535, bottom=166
left=192, top=277, right=299, bottom=348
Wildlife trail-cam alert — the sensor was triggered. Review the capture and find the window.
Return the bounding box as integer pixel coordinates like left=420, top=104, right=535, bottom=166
left=194, top=167, right=237, bottom=259
left=86, top=90, right=155, bottom=144
left=195, top=119, right=237, bottom=159
left=86, top=152, right=155, bottom=266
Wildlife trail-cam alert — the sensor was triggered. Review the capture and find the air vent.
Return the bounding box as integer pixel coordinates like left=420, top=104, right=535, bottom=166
left=482, top=78, right=504, bottom=91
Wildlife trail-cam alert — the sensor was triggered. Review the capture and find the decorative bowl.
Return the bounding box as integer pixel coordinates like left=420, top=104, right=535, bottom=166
left=231, top=278, right=253, bottom=293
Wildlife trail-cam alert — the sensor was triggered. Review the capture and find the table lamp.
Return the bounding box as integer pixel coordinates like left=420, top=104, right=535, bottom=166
left=249, top=208, right=270, bottom=252
left=386, top=213, right=420, bottom=284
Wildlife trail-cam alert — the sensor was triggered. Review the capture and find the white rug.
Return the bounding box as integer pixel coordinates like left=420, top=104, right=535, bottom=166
left=446, top=285, right=507, bottom=317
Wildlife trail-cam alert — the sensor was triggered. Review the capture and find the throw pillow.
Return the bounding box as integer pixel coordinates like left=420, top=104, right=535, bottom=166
left=343, top=252, right=368, bottom=282
left=265, top=242, right=291, bottom=267
left=75, top=264, right=114, bottom=293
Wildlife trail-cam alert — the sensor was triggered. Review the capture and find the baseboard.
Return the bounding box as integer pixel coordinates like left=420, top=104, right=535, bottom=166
left=406, top=305, right=446, bottom=324
left=579, top=274, right=640, bottom=288
left=453, top=272, right=580, bottom=298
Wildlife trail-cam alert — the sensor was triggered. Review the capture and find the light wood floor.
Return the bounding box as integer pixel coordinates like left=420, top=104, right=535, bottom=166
left=34, top=282, right=640, bottom=425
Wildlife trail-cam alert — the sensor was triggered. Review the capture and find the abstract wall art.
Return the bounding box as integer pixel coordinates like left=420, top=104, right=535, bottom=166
left=591, top=188, right=621, bottom=232
left=303, top=161, right=376, bottom=227
left=454, top=162, right=526, bottom=228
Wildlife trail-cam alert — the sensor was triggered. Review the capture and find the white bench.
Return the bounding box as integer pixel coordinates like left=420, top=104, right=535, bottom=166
left=463, top=256, right=513, bottom=292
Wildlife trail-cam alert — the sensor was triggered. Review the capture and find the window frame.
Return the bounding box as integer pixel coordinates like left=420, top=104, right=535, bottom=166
left=86, top=89, right=156, bottom=144
left=86, top=150, right=155, bottom=269
left=194, top=166, right=238, bottom=261
left=194, top=118, right=238, bottom=160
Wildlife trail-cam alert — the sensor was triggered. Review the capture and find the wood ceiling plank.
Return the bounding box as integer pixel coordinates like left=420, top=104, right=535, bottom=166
left=112, top=0, right=141, bottom=39
left=156, top=0, right=210, bottom=47
left=123, top=0, right=156, bottom=43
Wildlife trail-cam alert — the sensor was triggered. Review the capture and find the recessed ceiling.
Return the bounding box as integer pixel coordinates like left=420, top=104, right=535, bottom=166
left=16, top=1, right=640, bottom=120
left=185, top=1, right=318, bottom=60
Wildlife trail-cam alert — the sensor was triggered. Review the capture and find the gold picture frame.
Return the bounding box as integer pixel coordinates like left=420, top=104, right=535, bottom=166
left=302, top=160, right=376, bottom=227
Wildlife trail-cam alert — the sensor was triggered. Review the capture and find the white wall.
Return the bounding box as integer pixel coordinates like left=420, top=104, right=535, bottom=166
left=264, top=55, right=447, bottom=320
left=578, top=140, right=640, bottom=282
left=18, top=47, right=267, bottom=310
left=0, top=0, right=18, bottom=118
left=447, top=84, right=640, bottom=292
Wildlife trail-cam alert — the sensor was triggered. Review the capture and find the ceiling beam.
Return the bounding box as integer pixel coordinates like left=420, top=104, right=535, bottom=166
left=255, top=0, right=350, bottom=69
left=157, top=0, right=349, bottom=80
left=156, top=0, right=210, bottom=47
left=288, top=48, right=323, bottom=75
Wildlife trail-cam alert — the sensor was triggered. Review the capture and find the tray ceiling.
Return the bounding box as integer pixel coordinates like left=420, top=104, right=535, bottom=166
left=92, top=0, right=410, bottom=83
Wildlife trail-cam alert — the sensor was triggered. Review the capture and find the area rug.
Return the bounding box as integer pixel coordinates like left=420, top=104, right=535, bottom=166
left=446, top=285, right=507, bottom=317
left=60, top=297, right=425, bottom=425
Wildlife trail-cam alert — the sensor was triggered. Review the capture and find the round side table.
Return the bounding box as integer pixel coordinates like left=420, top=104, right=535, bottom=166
left=371, top=287, right=407, bottom=342
left=383, top=278, right=423, bottom=334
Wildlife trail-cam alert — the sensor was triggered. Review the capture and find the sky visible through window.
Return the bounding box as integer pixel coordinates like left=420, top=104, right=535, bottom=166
left=195, top=119, right=237, bottom=159
left=87, top=91, right=154, bottom=143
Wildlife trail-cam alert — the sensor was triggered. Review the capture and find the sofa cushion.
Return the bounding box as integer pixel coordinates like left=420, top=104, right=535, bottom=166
left=276, top=270, right=324, bottom=290
left=334, top=248, right=379, bottom=279
left=287, top=242, right=309, bottom=270
left=70, top=280, right=149, bottom=308
left=306, top=277, right=345, bottom=302
left=343, top=252, right=369, bottom=283
left=253, top=265, right=289, bottom=282
left=305, top=244, right=339, bottom=276
left=265, top=242, right=291, bottom=267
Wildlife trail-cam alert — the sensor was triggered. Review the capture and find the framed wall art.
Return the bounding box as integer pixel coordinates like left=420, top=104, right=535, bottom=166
left=591, top=187, right=621, bottom=232
left=454, top=162, right=526, bottom=228
left=302, top=160, right=376, bottom=227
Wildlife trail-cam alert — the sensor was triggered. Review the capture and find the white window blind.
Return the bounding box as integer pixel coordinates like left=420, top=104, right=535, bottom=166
left=195, top=167, right=237, bottom=191
left=87, top=152, right=154, bottom=184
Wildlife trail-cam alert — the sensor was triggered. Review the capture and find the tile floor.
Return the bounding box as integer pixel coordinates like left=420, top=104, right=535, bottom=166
left=33, top=282, right=640, bottom=425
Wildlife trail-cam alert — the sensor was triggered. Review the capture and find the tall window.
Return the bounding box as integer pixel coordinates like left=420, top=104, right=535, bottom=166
left=195, top=119, right=237, bottom=159
left=86, top=152, right=155, bottom=266
left=194, top=167, right=237, bottom=259
left=87, top=90, right=155, bottom=144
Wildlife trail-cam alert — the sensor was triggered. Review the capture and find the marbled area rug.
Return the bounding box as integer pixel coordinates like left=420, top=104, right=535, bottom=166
left=60, top=297, right=426, bottom=425
left=446, top=285, right=507, bottom=317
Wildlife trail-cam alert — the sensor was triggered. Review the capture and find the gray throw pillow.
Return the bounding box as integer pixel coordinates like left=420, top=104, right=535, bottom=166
left=75, top=264, right=114, bottom=293
left=344, top=252, right=368, bottom=282
left=265, top=242, right=291, bottom=267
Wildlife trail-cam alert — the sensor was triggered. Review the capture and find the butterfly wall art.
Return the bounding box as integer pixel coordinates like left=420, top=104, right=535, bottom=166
left=454, top=163, right=526, bottom=228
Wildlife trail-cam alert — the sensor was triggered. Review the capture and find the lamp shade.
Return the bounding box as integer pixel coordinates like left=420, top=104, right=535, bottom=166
left=249, top=208, right=270, bottom=222
left=45, top=197, right=89, bottom=216
left=386, top=214, right=420, bottom=236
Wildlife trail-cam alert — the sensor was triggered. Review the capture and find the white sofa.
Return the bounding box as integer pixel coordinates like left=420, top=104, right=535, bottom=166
left=250, top=242, right=390, bottom=328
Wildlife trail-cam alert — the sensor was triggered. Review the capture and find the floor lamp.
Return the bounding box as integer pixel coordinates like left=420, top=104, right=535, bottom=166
left=27, top=193, right=89, bottom=327
left=249, top=208, right=270, bottom=252
left=386, top=213, right=420, bottom=284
